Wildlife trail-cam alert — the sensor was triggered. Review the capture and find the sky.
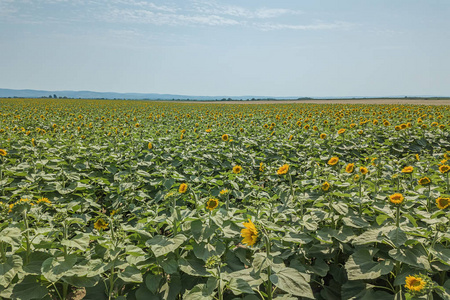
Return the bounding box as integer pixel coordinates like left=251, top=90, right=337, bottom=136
left=1, top=0, right=449, bottom=97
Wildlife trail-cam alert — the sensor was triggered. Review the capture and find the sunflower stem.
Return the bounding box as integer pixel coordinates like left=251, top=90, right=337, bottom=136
left=264, top=235, right=273, bottom=300
left=396, top=205, right=400, bottom=228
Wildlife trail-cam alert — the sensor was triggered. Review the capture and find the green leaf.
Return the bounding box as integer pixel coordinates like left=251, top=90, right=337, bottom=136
left=62, top=275, right=100, bottom=288
left=145, top=273, right=163, bottom=294
left=0, top=255, right=23, bottom=288
left=228, top=278, right=254, bottom=295
left=183, top=283, right=215, bottom=300
left=146, top=234, right=187, bottom=257
left=386, top=227, right=408, bottom=248
left=178, top=257, right=210, bottom=277
left=388, top=244, right=431, bottom=271
left=269, top=268, right=313, bottom=299
left=0, top=227, right=22, bottom=253
left=345, top=249, right=394, bottom=280
left=117, top=265, right=143, bottom=283
left=61, top=232, right=90, bottom=251
left=23, top=251, right=52, bottom=275
left=11, top=275, right=48, bottom=300
left=41, top=255, right=77, bottom=282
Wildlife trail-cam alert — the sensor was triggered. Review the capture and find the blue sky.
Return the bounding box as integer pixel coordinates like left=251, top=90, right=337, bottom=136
left=1, top=0, right=449, bottom=97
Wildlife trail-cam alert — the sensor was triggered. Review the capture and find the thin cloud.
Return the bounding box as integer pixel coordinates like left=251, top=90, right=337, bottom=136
left=256, top=21, right=354, bottom=31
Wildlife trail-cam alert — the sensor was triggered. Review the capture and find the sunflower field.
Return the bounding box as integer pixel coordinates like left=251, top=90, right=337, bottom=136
left=0, top=98, right=449, bottom=300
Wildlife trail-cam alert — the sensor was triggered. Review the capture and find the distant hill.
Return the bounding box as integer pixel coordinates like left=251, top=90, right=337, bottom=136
left=0, top=88, right=305, bottom=101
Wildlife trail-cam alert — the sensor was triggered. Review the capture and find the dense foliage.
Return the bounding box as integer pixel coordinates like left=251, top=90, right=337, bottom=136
left=0, top=98, right=449, bottom=300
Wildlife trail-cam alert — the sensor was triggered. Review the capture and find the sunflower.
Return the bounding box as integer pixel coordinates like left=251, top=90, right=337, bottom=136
left=179, top=183, right=188, bottom=193
left=222, top=134, right=229, bottom=142
left=94, top=218, right=108, bottom=230
left=401, top=166, right=414, bottom=173
left=389, top=193, right=404, bottom=205
left=328, top=157, right=339, bottom=166
left=36, top=197, right=51, bottom=205
left=322, top=182, right=330, bottom=191
left=233, top=165, right=242, bottom=174
left=359, top=167, right=368, bottom=174
left=220, top=189, right=229, bottom=195
left=338, top=128, right=346, bottom=134
left=418, top=177, right=431, bottom=186
left=439, top=165, right=450, bottom=174
left=345, top=163, right=355, bottom=173
left=277, top=164, right=289, bottom=175
left=206, top=129, right=212, bottom=133
left=241, top=219, right=258, bottom=246
left=0, top=149, right=7, bottom=156
left=358, top=130, right=363, bottom=135
left=415, top=154, right=420, bottom=161
left=320, top=133, right=327, bottom=139
left=206, top=198, right=219, bottom=211
left=404, top=275, right=426, bottom=292
left=259, top=162, right=264, bottom=172
left=288, top=135, right=293, bottom=141
left=148, top=142, right=153, bottom=149
left=400, top=123, right=407, bottom=130
left=436, top=197, right=450, bottom=209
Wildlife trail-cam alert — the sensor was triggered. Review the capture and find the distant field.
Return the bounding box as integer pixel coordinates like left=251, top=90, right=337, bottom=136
left=196, top=98, right=450, bottom=105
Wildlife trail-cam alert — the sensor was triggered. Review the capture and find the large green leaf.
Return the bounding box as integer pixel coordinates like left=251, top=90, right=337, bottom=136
left=388, top=244, right=431, bottom=271
left=346, top=249, right=394, bottom=280
left=146, top=234, right=187, bottom=257
left=11, top=275, right=49, bottom=300
left=41, top=255, right=77, bottom=282
left=0, top=255, right=23, bottom=288
left=269, top=267, right=313, bottom=299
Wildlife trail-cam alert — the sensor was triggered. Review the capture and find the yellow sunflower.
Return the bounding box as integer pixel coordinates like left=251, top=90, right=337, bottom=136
left=439, top=165, right=450, bottom=174
left=94, top=218, right=108, bottom=230
left=259, top=162, right=264, bottom=172
left=206, top=198, right=219, bottom=211
left=277, top=164, right=289, bottom=175
left=322, top=182, right=330, bottom=191
left=338, top=128, right=346, bottom=134
left=418, top=177, right=431, bottom=186
left=233, top=165, right=242, bottom=174
left=401, top=166, right=414, bottom=173
left=36, top=197, right=51, bottom=205
left=404, top=275, right=426, bottom=292
left=360, top=167, right=368, bottom=174
left=222, top=134, right=229, bottom=142
left=0, top=149, right=7, bottom=156
left=179, top=183, right=188, bottom=193
left=345, top=163, right=355, bottom=173
left=436, top=197, right=450, bottom=209
left=241, top=219, right=258, bottom=246
left=328, top=157, right=339, bottom=166
left=320, top=133, right=327, bottom=139
left=220, top=189, right=229, bottom=195
left=148, top=142, right=153, bottom=149
left=389, top=193, right=404, bottom=205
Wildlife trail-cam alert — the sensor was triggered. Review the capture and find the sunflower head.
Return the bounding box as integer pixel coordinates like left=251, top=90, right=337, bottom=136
left=389, top=193, right=404, bottom=205
left=222, top=134, right=229, bottom=142
left=404, top=274, right=433, bottom=296
left=322, top=182, right=330, bottom=191
left=401, top=166, right=414, bottom=173
left=206, top=198, right=219, bottom=211
left=219, top=189, right=229, bottom=195
left=359, top=166, right=369, bottom=175
left=233, top=165, right=242, bottom=174
left=94, top=218, right=108, bottom=231
left=436, top=197, right=450, bottom=209
left=338, top=128, right=346, bottom=134
left=179, top=183, right=188, bottom=193
left=439, top=165, right=450, bottom=174
left=241, top=219, right=258, bottom=247
left=328, top=157, right=339, bottom=166
left=0, top=149, right=7, bottom=156
left=148, top=142, right=153, bottom=149
left=320, top=133, right=327, bottom=139
left=259, top=162, right=264, bottom=172
left=345, top=163, right=355, bottom=173
left=418, top=177, right=431, bottom=186
left=277, top=164, right=289, bottom=175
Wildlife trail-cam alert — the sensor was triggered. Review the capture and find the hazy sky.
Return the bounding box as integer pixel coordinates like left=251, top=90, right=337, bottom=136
left=1, top=0, right=449, bottom=97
